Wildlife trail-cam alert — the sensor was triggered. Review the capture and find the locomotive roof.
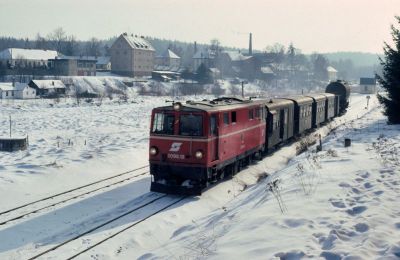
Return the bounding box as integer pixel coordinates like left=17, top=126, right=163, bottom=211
left=155, top=97, right=266, bottom=112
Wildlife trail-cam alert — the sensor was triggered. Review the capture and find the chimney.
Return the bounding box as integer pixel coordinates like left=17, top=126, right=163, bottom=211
left=194, top=41, right=197, bottom=53
left=249, top=33, right=253, bottom=55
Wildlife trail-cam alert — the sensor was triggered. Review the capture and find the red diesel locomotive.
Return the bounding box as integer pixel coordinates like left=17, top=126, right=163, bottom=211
left=149, top=97, right=267, bottom=195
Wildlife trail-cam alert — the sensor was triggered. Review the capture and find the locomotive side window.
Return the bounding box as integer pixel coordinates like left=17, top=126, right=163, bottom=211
left=223, top=112, right=229, bottom=125
left=248, top=109, right=254, bottom=120
left=180, top=114, right=203, bottom=136
left=231, top=111, right=237, bottom=123
left=152, top=112, right=174, bottom=135
left=255, top=108, right=259, bottom=118
left=210, top=114, right=217, bottom=135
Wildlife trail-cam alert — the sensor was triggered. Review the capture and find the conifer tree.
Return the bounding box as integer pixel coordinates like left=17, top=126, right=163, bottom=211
left=377, top=16, right=400, bottom=124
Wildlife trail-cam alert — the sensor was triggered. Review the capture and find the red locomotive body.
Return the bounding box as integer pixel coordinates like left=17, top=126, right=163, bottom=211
left=149, top=97, right=266, bottom=195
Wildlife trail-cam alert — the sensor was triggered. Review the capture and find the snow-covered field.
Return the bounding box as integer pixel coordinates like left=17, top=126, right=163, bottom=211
left=0, top=93, right=399, bottom=259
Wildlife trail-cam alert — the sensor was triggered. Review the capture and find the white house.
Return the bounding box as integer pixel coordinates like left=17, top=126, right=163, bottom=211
left=0, top=48, right=58, bottom=68
left=14, top=83, right=36, bottom=99
left=359, top=77, right=377, bottom=94
left=0, top=83, right=15, bottom=99
left=327, top=66, right=338, bottom=82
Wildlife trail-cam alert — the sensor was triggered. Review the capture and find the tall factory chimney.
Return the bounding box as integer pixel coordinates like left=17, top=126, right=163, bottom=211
left=194, top=41, right=197, bottom=54
left=249, top=33, right=253, bottom=55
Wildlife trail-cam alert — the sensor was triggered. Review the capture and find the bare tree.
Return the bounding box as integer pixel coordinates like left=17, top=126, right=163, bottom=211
left=47, top=27, right=67, bottom=53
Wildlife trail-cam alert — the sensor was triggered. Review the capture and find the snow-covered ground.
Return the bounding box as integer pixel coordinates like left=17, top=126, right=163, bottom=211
left=0, top=93, right=399, bottom=259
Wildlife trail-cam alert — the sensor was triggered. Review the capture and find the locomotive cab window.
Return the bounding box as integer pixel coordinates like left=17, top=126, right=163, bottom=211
left=248, top=109, right=254, bottom=120
left=223, top=112, right=229, bottom=125
left=152, top=112, right=174, bottom=135
left=179, top=114, right=203, bottom=136
left=231, top=111, right=237, bottom=123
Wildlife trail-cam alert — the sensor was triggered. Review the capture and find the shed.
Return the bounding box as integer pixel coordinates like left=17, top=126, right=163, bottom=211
left=0, top=83, right=15, bottom=99
left=28, top=80, right=66, bottom=97
left=14, top=83, right=36, bottom=99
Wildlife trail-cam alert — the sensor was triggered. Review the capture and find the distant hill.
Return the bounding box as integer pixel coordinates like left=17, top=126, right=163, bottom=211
left=323, top=52, right=382, bottom=67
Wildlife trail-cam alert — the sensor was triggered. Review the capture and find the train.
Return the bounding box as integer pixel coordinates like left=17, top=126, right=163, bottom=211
left=148, top=80, right=351, bottom=195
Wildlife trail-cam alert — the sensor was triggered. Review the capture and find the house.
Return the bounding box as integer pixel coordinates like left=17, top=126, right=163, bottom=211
left=216, top=51, right=256, bottom=79
left=28, top=80, right=66, bottom=97
left=96, top=56, right=111, bottom=71
left=359, top=77, right=377, bottom=94
left=48, top=56, right=97, bottom=76
left=155, top=49, right=181, bottom=69
left=0, top=48, right=58, bottom=68
left=0, top=83, right=15, bottom=99
left=110, top=33, right=155, bottom=77
left=327, top=66, right=338, bottom=82
left=193, top=49, right=216, bottom=71
left=14, top=83, right=36, bottom=99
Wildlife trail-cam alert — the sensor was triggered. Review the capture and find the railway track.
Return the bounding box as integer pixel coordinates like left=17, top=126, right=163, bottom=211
left=0, top=165, right=149, bottom=226
left=27, top=194, right=187, bottom=260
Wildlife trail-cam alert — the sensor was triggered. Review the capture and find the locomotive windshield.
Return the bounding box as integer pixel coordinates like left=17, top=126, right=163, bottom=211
left=152, top=112, right=174, bottom=135
left=179, top=114, right=203, bottom=136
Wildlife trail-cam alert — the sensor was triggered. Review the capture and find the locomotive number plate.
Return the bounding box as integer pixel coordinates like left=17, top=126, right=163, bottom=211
left=167, top=153, right=185, bottom=160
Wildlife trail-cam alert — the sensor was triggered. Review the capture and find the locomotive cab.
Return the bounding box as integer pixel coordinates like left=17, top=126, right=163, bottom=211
left=149, top=103, right=209, bottom=195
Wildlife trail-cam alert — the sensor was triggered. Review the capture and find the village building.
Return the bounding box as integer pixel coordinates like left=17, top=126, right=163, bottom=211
left=96, top=56, right=111, bottom=71
left=155, top=49, right=181, bottom=70
left=28, top=80, right=66, bottom=97
left=0, top=83, right=15, bottom=99
left=192, top=49, right=216, bottom=71
left=327, top=66, right=338, bottom=82
left=48, top=56, right=97, bottom=76
left=14, top=83, right=36, bottom=99
left=0, top=48, right=58, bottom=68
left=110, top=33, right=155, bottom=77
left=359, top=77, right=377, bottom=94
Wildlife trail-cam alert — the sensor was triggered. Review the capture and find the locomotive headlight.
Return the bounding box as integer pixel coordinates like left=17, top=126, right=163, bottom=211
left=150, top=146, right=158, bottom=156
left=173, top=102, right=181, bottom=111
left=195, top=150, right=203, bottom=159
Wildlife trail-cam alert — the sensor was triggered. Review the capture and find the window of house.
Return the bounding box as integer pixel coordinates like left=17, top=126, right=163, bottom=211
left=231, top=111, right=237, bottom=123
left=223, top=112, right=229, bottom=125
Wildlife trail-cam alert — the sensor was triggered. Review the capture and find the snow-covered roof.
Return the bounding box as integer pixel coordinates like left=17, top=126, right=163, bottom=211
left=30, top=80, right=66, bottom=89
left=0, top=48, right=58, bottom=60
left=14, top=83, right=32, bottom=91
left=121, top=34, right=155, bottom=51
left=96, top=56, right=110, bottom=65
left=327, top=66, right=338, bottom=72
left=55, top=55, right=97, bottom=61
left=0, top=82, right=14, bottom=91
left=224, top=51, right=252, bottom=62
left=153, top=64, right=181, bottom=72
left=261, top=66, right=274, bottom=74
left=157, top=49, right=180, bottom=59
left=193, top=49, right=215, bottom=59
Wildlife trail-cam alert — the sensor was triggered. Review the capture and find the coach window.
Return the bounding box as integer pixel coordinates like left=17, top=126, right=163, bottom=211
left=231, top=111, right=237, bottom=123
left=152, top=112, right=174, bottom=135
left=223, top=112, right=229, bottom=125
left=180, top=114, right=203, bottom=136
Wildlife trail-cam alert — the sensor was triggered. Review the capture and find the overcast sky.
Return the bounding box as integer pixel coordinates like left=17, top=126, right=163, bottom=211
left=0, top=0, right=398, bottom=53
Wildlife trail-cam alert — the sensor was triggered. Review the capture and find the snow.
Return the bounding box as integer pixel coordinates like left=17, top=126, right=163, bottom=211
left=0, top=93, right=399, bottom=259
left=0, top=48, right=58, bottom=60
left=30, top=80, right=66, bottom=89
